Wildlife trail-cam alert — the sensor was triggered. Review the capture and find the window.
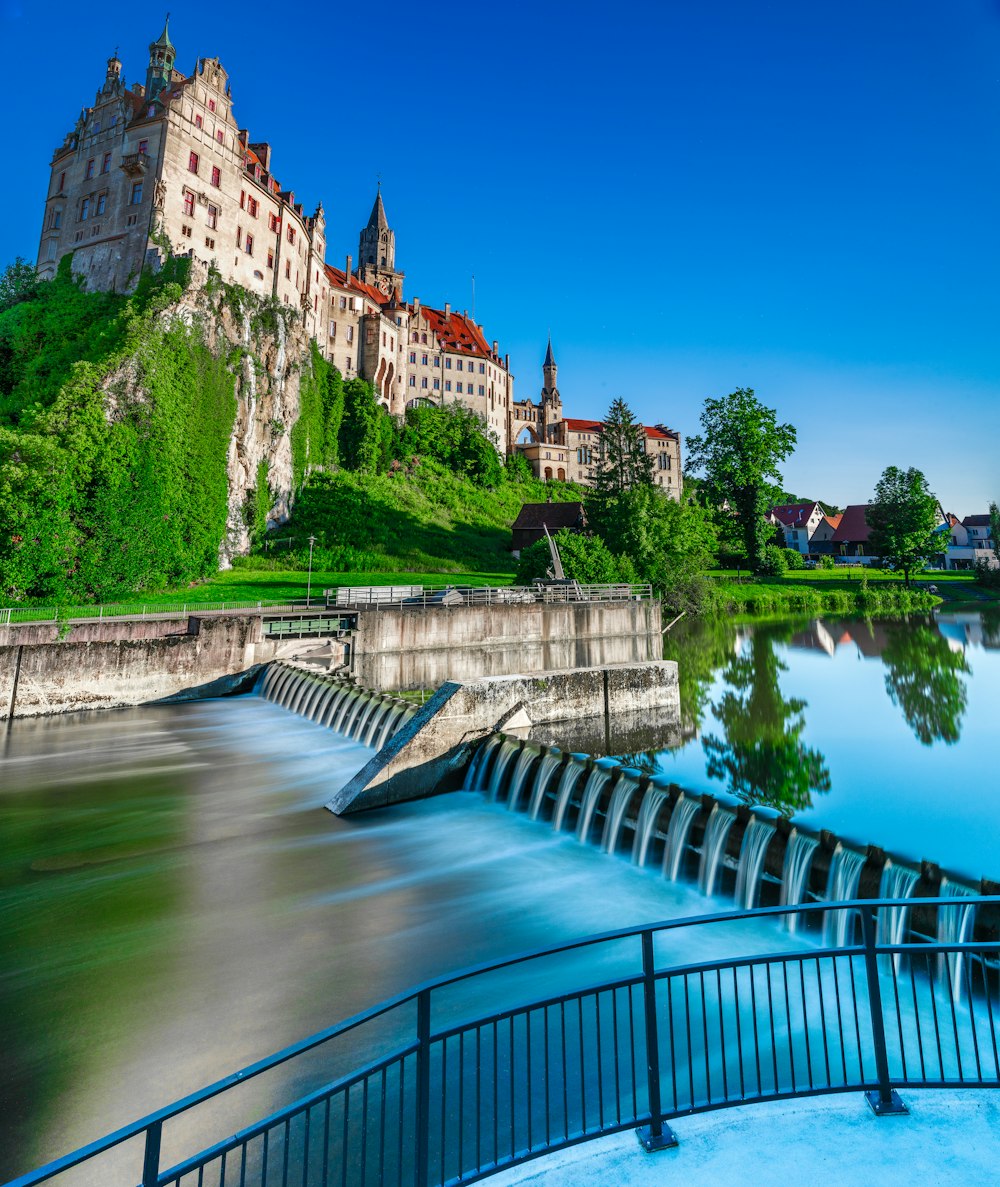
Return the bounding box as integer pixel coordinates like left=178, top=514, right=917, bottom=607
left=80, top=197, right=90, bottom=220
left=195, top=114, right=203, bottom=129
left=339, top=295, right=347, bottom=310
left=52, top=209, right=62, bottom=229
left=188, top=151, right=199, bottom=174
left=147, top=105, right=157, bottom=117
left=478, top=385, right=485, bottom=396
left=433, top=378, right=440, bottom=390
left=346, top=326, right=354, bottom=343
left=445, top=358, right=452, bottom=369
left=236, top=226, right=242, bottom=247
left=85, top=159, right=95, bottom=179
left=409, top=377, right=416, bottom=387
left=457, top=360, right=464, bottom=371
left=207, top=204, right=218, bottom=229
left=96, top=192, right=107, bottom=216
left=433, top=357, right=440, bottom=367
left=211, top=166, right=221, bottom=187
left=421, top=333, right=427, bottom=344
left=346, top=357, right=352, bottom=370
left=267, top=250, right=274, bottom=269
left=130, top=181, right=143, bottom=205
left=205, top=237, right=215, bottom=249
left=329, top=320, right=336, bottom=340
left=421, top=354, right=428, bottom=366
left=287, top=226, right=296, bottom=244
left=456, top=382, right=463, bottom=393
left=409, top=351, right=416, bottom=363
left=181, top=225, right=192, bottom=238
left=479, top=363, right=485, bottom=373
left=445, top=381, right=452, bottom=392
left=58, top=171, right=66, bottom=192
left=285, top=261, right=291, bottom=279
left=247, top=196, right=258, bottom=218
left=183, top=190, right=195, bottom=216
left=421, top=377, right=428, bottom=389
left=216, top=129, right=224, bottom=144
left=269, top=213, right=279, bottom=232
left=101, top=152, right=112, bottom=174
left=138, top=140, right=148, bottom=156
left=208, top=98, right=216, bottom=113
left=382, top=331, right=387, bottom=347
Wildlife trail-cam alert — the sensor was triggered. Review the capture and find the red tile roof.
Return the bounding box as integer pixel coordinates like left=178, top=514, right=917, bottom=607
left=323, top=264, right=386, bottom=307
left=769, top=501, right=821, bottom=527
left=822, top=514, right=843, bottom=530
left=562, top=418, right=677, bottom=441
left=831, top=504, right=872, bottom=543
left=415, top=305, right=496, bottom=360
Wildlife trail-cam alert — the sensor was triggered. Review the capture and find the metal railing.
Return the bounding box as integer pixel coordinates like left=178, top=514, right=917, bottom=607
left=328, top=583, right=655, bottom=610
left=6, top=897, right=999, bottom=1187
left=0, top=599, right=312, bottom=627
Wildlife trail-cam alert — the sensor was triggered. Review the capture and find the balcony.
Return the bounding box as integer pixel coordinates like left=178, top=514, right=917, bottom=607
left=119, top=153, right=150, bottom=177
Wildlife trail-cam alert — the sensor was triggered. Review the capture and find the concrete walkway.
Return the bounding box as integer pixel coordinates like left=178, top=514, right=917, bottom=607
left=490, top=1091, right=1000, bottom=1187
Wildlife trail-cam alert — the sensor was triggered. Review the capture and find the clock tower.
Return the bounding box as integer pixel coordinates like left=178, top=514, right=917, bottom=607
left=357, top=185, right=405, bottom=298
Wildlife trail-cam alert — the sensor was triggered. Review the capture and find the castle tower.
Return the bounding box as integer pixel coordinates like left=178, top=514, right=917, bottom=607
left=541, top=338, right=563, bottom=440
left=145, top=16, right=177, bottom=103
left=357, top=186, right=405, bottom=297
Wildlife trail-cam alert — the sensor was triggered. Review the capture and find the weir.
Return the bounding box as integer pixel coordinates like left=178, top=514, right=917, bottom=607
left=472, top=734, right=994, bottom=954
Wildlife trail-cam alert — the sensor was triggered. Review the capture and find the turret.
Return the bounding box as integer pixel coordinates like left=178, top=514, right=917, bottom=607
left=145, top=16, right=176, bottom=103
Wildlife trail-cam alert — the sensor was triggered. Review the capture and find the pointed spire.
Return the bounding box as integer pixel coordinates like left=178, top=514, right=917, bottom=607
left=367, top=185, right=388, bottom=230
left=544, top=337, right=556, bottom=368
left=152, top=14, right=174, bottom=50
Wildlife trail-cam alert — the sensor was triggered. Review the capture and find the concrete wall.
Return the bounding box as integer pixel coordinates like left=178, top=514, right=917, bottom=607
left=353, top=600, right=662, bottom=690
left=0, top=615, right=278, bottom=718
left=327, top=659, right=680, bottom=815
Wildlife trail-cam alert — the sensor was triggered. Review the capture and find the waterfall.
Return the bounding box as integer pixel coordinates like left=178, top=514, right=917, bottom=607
left=506, top=748, right=539, bottom=812
left=600, top=777, right=640, bottom=854
left=876, top=862, right=920, bottom=954
left=733, top=817, right=776, bottom=910
left=937, top=879, right=978, bottom=1001
left=527, top=754, right=564, bottom=820
left=632, top=786, right=669, bottom=868
left=698, top=805, right=737, bottom=897
left=467, top=736, right=502, bottom=791
left=663, top=794, right=701, bottom=882
left=823, top=845, right=868, bottom=947
left=487, top=740, right=521, bottom=802
left=258, top=664, right=413, bottom=748
left=780, top=830, right=819, bottom=933
left=575, top=768, right=615, bottom=843
left=551, top=761, right=586, bottom=832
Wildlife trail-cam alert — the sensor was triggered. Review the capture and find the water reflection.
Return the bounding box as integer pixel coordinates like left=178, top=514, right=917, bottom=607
left=882, top=624, right=970, bottom=745
left=701, top=627, right=831, bottom=815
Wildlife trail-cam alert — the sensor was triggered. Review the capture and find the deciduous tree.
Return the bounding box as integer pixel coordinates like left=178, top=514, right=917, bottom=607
left=685, top=388, right=796, bottom=573
left=866, top=466, right=941, bottom=586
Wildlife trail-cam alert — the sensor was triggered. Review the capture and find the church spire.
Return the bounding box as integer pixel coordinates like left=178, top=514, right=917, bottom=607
left=366, top=185, right=389, bottom=231
left=543, top=337, right=556, bottom=369
left=146, top=15, right=176, bottom=102
left=358, top=186, right=404, bottom=297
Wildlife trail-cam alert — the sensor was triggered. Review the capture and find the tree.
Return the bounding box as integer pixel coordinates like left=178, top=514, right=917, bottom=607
left=866, top=466, right=941, bottom=586
left=685, top=388, right=797, bottom=573
left=514, top=529, right=636, bottom=586
left=0, top=258, right=38, bottom=314
left=589, top=398, right=654, bottom=496
left=990, top=501, right=1000, bottom=565
left=338, top=378, right=390, bottom=474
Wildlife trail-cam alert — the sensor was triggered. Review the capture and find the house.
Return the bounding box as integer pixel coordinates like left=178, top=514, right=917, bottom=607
left=809, top=514, right=843, bottom=555
left=768, top=502, right=826, bottom=554
left=830, top=504, right=875, bottom=562
left=945, top=514, right=998, bottom=571
left=511, top=501, right=586, bottom=555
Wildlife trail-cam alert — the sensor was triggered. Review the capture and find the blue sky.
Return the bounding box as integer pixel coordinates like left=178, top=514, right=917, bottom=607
left=2, top=0, right=998, bottom=511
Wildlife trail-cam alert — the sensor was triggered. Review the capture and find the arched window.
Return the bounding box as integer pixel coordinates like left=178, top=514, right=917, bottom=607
left=544, top=466, right=553, bottom=481
left=557, top=468, right=566, bottom=481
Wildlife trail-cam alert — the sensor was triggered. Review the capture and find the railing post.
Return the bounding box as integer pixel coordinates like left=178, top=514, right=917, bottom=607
left=636, top=930, right=678, bottom=1151
left=415, top=988, right=431, bottom=1187
left=860, top=908, right=907, bottom=1115
left=141, top=1119, right=162, bottom=1187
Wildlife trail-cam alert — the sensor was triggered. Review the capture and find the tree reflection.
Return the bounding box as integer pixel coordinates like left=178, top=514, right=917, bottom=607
left=702, top=628, right=830, bottom=815
left=882, top=624, right=970, bottom=745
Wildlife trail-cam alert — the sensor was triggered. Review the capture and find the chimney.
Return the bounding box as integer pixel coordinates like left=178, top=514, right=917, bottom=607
left=413, top=298, right=420, bottom=313
left=444, top=302, right=451, bottom=317
left=345, top=254, right=352, bottom=278
left=492, top=339, right=498, bottom=354
left=478, top=324, right=485, bottom=335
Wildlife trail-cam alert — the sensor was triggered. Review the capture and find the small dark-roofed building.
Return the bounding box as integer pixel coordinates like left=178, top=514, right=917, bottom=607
left=831, top=504, right=875, bottom=559
left=511, top=502, right=586, bottom=554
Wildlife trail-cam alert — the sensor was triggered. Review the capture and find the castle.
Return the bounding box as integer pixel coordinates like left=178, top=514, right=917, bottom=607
left=35, top=21, right=681, bottom=494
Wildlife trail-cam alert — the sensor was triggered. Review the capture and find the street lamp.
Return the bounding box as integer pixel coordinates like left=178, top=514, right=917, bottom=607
left=306, top=535, right=317, bottom=607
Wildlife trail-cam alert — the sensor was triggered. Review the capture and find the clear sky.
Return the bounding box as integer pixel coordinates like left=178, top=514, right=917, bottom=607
left=1, top=0, right=997, bottom=511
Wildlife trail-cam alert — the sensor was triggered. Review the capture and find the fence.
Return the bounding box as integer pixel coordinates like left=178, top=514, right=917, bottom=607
left=0, top=599, right=304, bottom=626
left=6, top=896, right=1000, bottom=1187
left=328, top=583, right=655, bottom=610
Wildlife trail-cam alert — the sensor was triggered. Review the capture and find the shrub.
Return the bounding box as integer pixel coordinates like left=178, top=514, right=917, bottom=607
left=783, top=548, right=805, bottom=570
left=758, top=544, right=789, bottom=576
left=818, top=555, right=836, bottom=570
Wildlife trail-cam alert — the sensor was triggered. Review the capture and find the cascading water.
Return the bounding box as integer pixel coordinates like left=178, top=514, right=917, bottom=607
left=505, top=748, right=539, bottom=812
left=467, top=736, right=502, bottom=791
left=937, top=879, right=978, bottom=1000
left=698, top=805, right=737, bottom=897
left=487, top=741, right=521, bottom=802
left=527, top=754, right=563, bottom=820
left=631, top=786, right=669, bottom=868
left=258, top=665, right=413, bottom=747
left=551, top=761, right=586, bottom=832
left=733, top=817, right=776, bottom=910
left=600, top=778, right=640, bottom=853
left=574, top=768, right=614, bottom=843
left=780, top=829, right=819, bottom=932
left=823, top=845, right=868, bottom=947
left=876, top=862, right=920, bottom=956
left=663, top=794, right=701, bottom=882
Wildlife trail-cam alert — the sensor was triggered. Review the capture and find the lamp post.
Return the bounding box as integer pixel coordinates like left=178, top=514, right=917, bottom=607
left=306, top=535, right=317, bottom=607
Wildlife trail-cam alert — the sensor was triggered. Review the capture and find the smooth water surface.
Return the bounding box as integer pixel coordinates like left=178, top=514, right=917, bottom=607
left=1, top=699, right=788, bottom=1181
left=652, top=609, right=1000, bottom=882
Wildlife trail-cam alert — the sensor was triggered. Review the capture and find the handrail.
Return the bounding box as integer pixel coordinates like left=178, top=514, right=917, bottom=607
left=6, top=895, right=1000, bottom=1187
